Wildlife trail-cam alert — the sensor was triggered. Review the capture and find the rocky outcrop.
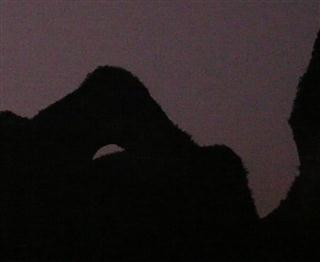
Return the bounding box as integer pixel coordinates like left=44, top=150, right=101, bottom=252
left=263, top=30, right=320, bottom=261
left=1, top=66, right=257, bottom=261
left=3, top=27, right=319, bottom=258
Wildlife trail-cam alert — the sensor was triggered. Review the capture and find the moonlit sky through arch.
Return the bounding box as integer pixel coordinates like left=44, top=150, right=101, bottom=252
left=1, top=1, right=319, bottom=216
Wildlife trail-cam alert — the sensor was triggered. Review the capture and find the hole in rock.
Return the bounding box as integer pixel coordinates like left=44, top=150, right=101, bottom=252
left=93, top=144, right=125, bottom=160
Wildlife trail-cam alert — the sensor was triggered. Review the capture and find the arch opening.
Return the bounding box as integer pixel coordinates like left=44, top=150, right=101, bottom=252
left=93, top=144, right=125, bottom=160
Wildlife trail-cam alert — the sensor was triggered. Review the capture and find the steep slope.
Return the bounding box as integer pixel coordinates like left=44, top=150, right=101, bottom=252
left=263, top=30, right=320, bottom=261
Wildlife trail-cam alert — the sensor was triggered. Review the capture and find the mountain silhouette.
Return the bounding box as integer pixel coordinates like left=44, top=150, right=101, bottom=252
left=1, top=29, right=319, bottom=261
left=1, top=66, right=257, bottom=261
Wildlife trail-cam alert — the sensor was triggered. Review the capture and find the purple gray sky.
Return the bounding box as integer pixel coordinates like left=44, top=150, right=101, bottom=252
left=1, top=0, right=319, bottom=216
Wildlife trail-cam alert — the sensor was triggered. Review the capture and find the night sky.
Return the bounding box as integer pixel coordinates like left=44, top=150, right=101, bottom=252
left=1, top=1, right=319, bottom=216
